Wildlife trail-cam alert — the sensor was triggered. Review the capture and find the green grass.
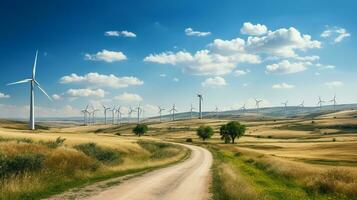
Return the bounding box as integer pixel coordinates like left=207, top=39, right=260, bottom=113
left=206, top=145, right=349, bottom=200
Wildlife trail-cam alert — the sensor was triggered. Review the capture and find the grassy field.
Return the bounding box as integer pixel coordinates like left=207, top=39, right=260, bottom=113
left=1, top=109, right=357, bottom=199
left=0, top=120, right=189, bottom=200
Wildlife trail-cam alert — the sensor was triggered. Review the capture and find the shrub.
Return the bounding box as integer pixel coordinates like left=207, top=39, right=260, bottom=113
left=332, top=138, right=336, bottom=142
left=133, top=124, right=148, bottom=137
left=0, top=153, right=44, bottom=177
left=40, top=137, right=66, bottom=149
left=186, top=138, right=193, bottom=142
left=74, top=143, right=121, bottom=164
left=196, top=125, right=214, bottom=141
left=138, top=141, right=178, bottom=160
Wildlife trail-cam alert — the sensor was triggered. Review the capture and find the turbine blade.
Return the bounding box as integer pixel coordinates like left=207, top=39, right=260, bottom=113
left=35, top=81, right=52, bottom=101
left=7, top=78, right=32, bottom=85
left=33, top=50, right=38, bottom=78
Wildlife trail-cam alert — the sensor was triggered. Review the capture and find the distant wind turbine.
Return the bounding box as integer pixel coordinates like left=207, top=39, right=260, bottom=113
left=102, top=105, right=111, bottom=125
left=136, top=105, right=143, bottom=123
left=197, top=94, right=203, bottom=119
left=281, top=100, right=288, bottom=114
left=111, top=107, right=116, bottom=124
left=254, top=98, right=263, bottom=114
left=169, top=104, right=178, bottom=121
left=158, top=106, right=165, bottom=122
left=240, top=104, right=246, bottom=113
left=81, top=105, right=90, bottom=125
left=214, top=105, right=219, bottom=118
left=128, top=107, right=136, bottom=123
left=299, top=100, right=304, bottom=112
left=116, top=106, right=123, bottom=125
left=317, top=97, right=325, bottom=109
left=7, top=51, right=52, bottom=130
left=190, top=104, right=195, bottom=119
left=330, top=95, right=337, bottom=111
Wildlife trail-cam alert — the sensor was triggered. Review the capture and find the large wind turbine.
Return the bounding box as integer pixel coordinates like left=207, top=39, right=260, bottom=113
left=7, top=51, right=52, bottom=130
left=158, top=106, right=165, bottom=122
left=254, top=98, right=263, bottom=114
left=102, top=105, right=111, bottom=124
left=330, top=95, right=337, bottom=111
left=169, top=104, right=178, bottom=121
left=197, top=94, right=203, bottom=119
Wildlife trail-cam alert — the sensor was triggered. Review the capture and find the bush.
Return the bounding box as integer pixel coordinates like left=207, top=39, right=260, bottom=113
left=332, top=138, right=336, bottom=142
left=138, top=141, right=178, bottom=160
left=133, top=124, right=149, bottom=137
left=74, top=143, right=121, bottom=164
left=186, top=138, right=193, bottom=142
left=220, top=121, right=246, bottom=144
left=0, top=153, right=44, bottom=177
left=40, top=137, right=66, bottom=149
left=196, top=125, right=214, bottom=141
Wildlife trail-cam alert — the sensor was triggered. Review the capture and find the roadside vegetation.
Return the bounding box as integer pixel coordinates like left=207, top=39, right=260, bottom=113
left=0, top=136, right=189, bottom=200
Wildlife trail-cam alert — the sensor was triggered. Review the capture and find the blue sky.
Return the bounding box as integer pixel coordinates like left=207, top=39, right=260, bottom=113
left=0, top=0, right=356, bottom=118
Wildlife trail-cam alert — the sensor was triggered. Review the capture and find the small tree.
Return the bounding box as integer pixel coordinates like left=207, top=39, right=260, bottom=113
left=196, top=125, right=214, bottom=141
left=220, top=121, right=246, bottom=144
left=133, top=124, right=148, bottom=137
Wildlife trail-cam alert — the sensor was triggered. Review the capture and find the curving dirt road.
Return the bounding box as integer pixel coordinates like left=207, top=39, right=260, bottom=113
left=85, top=144, right=212, bottom=200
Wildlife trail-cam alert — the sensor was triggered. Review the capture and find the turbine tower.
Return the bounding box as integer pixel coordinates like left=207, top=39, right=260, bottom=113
left=169, top=104, right=178, bottom=121
left=7, top=51, right=52, bottom=130
left=240, top=104, right=246, bottom=113
left=111, top=107, right=116, bottom=125
left=317, top=97, right=324, bottom=109
left=102, top=105, right=110, bottom=124
left=136, top=105, right=143, bottom=123
left=330, top=95, right=337, bottom=111
left=81, top=105, right=89, bottom=125
left=254, top=98, right=263, bottom=114
left=158, top=106, right=165, bottom=122
left=299, top=100, right=304, bottom=112
left=197, top=94, right=203, bottom=119
left=128, top=107, right=136, bottom=123
left=190, top=104, right=195, bottom=119
left=116, top=106, right=123, bottom=125
left=281, top=100, right=288, bottom=114
left=214, top=105, right=219, bottom=118
left=91, top=108, right=99, bottom=125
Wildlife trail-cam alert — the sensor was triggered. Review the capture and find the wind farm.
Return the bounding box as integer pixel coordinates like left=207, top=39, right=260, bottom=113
left=1, top=1, right=357, bottom=200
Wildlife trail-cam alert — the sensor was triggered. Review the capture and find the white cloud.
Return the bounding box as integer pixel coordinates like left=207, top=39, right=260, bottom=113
left=84, top=49, right=127, bottom=62
left=115, top=92, right=143, bottom=102
left=201, top=76, right=227, bottom=87
left=52, top=94, right=61, bottom=100
left=105, top=30, right=137, bottom=38
left=321, top=27, right=350, bottom=43
left=266, top=60, right=311, bottom=74
left=246, top=27, right=321, bottom=57
left=316, top=63, right=335, bottom=70
left=240, top=22, right=268, bottom=36
left=234, top=69, right=250, bottom=76
left=173, top=77, right=179, bottom=82
left=325, top=81, right=343, bottom=88
left=60, top=72, right=143, bottom=88
left=0, top=92, right=10, bottom=99
left=185, top=27, right=211, bottom=37
left=144, top=50, right=260, bottom=76
left=66, top=88, right=106, bottom=98
left=272, top=83, right=295, bottom=89
left=159, top=73, right=166, bottom=77
left=295, top=55, right=320, bottom=62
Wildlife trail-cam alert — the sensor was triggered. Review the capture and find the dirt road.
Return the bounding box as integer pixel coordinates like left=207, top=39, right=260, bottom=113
left=85, top=144, right=212, bottom=200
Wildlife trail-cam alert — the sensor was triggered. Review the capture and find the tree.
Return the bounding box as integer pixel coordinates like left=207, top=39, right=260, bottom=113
left=220, top=121, right=246, bottom=144
left=196, top=125, right=214, bottom=141
left=132, top=124, right=148, bottom=137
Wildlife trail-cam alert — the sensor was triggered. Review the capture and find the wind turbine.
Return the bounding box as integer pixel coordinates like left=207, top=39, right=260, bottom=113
left=111, top=107, right=116, bottom=125
left=116, top=106, right=123, bottom=125
left=91, top=108, right=99, bottom=125
left=81, top=105, right=89, bottom=125
left=158, top=106, right=165, bottom=122
left=169, top=104, right=178, bottom=121
left=240, top=104, right=246, bottom=113
left=7, top=51, right=52, bottom=130
left=281, top=100, right=288, bottom=114
left=136, top=105, right=143, bottom=123
left=197, top=94, right=203, bottom=119
left=214, top=105, right=219, bottom=118
left=254, top=98, right=263, bottom=114
left=317, top=97, right=324, bottom=109
left=330, top=95, right=337, bottom=111
left=299, top=100, right=304, bottom=112
left=102, top=105, right=111, bottom=124
left=190, top=104, right=195, bottom=119
left=128, top=107, right=136, bottom=123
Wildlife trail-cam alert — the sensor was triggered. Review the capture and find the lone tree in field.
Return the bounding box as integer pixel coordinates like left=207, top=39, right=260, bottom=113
left=220, top=121, right=246, bottom=144
left=196, top=125, right=214, bottom=141
left=133, top=124, right=148, bottom=137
